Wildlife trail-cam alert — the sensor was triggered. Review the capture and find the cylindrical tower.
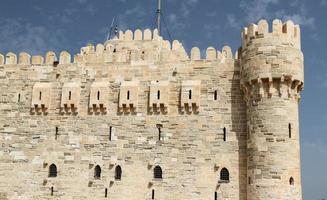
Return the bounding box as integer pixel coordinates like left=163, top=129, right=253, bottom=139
left=240, top=19, right=304, bottom=200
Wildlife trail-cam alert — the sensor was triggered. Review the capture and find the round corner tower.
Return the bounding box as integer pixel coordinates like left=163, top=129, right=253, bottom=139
left=240, top=19, right=304, bottom=199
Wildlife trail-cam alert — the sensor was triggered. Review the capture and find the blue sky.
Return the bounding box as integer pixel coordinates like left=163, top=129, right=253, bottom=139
left=0, top=0, right=326, bottom=199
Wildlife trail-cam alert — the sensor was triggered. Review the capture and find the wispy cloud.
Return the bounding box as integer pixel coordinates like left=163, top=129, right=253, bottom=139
left=0, top=19, right=66, bottom=55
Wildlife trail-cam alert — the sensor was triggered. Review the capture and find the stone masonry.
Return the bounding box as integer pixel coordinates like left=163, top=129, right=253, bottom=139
left=0, top=19, right=303, bottom=200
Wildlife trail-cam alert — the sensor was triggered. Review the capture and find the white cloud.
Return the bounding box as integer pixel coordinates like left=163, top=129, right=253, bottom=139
left=322, top=0, right=327, bottom=5
left=0, top=19, right=66, bottom=55
left=239, top=0, right=280, bottom=22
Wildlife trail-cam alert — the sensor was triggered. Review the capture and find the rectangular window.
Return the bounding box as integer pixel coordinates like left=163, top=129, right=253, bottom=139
left=223, top=127, right=226, bottom=141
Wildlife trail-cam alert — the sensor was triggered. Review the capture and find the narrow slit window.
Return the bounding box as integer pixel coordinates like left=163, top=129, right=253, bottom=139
left=157, top=124, right=162, bottom=141
left=157, top=90, right=160, bottom=100
left=68, top=91, right=71, bottom=100
left=39, top=91, right=42, bottom=100
left=97, top=91, right=100, bottom=100
left=152, top=189, right=155, bottom=200
left=288, top=123, right=292, bottom=138
left=51, top=187, right=54, bottom=196
left=289, top=177, right=294, bottom=185
left=214, top=90, right=218, bottom=100
left=109, top=126, right=112, bottom=141
left=223, top=127, right=226, bottom=141
left=18, top=93, right=21, bottom=102
left=188, top=90, right=192, bottom=99
left=215, top=191, right=218, bottom=200
left=55, top=127, right=58, bottom=140
left=113, top=49, right=117, bottom=53
left=105, top=188, right=108, bottom=198
left=94, top=165, right=101, bottom=179
left=127, top=91, right=130, bottom=100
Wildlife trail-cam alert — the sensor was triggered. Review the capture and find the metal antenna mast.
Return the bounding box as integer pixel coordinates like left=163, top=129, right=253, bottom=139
left=156, top=0, right=161, bottom=36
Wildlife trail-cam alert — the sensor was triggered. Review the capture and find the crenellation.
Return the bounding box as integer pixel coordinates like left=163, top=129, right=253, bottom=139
left=45, top=51, right=57, bottom=65
left=31, top=55, right=44, bottom=65
left=59, top=51, right=71, bottom=64
left=206, top=47, right=217, bottom=61
left=18, top=52, right=31, bottom=65
left=0, top=53, right=4, bottom=65
left=5, top=52, right=17, bottom=65
left=191, top=47, right=201, bottom=60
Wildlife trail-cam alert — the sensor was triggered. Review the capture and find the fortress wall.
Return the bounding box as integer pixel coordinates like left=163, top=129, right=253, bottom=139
left=0, top=54, right=247, bottom=200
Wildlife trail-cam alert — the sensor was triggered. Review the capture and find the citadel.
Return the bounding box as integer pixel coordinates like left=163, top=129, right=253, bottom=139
left=0, top=16, right=304, bottom=200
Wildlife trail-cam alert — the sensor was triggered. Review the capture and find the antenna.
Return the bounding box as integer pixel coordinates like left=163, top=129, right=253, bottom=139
left=107, top=17, right=116, bottom=41
left=156, top=0, right=161, bottom=36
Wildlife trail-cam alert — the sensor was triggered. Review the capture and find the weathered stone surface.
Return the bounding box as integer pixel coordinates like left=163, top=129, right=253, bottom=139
left=0, top=19, right=303, bottom=200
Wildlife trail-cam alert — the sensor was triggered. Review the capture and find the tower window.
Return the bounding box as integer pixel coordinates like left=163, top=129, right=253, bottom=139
left=188, top=90, right=192, bottom=99
left=220, top=168, right=229, bottom=181
left=248, top=176, right=252, bottom=184
left=55, top=127, right=59, bottom=140
left=223, top=127, right=226, bottom=141
left=105, top=188, right=108, bottom=198
left=49, top=164, right=57, bottom=177
left=97, top=91, right=100, bottom=100
left=214, top=90, right=218, bottom=100
left=154, top=165, right=162, bottom=179
left=157, top=90, right=160, bottom=100
left=215, top=191, right=218, bottom=200
left=152, top=189, right=155, bottom=200
left=94, top=165, right=101, bottom=179
left=115, top=165, right=122, bottom=180
left=289, top=177, right=294, bottom=185
left=39, top=91, right=42, bottom=100
left=51, top=187, right=54, bottom=196
left=157, top=124, right=162, bottom=141
left=288, top=123, right=292, bottom=138
left=127, top=91, right=130, bottom=100
left=68, top=91, right=71, bottom=100
left=109, top=126, right=112, bottom=141
left=18, top=93, right=21, bottom=102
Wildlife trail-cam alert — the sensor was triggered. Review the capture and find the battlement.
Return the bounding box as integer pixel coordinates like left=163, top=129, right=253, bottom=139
left=242, top=19, right=301, bottom=50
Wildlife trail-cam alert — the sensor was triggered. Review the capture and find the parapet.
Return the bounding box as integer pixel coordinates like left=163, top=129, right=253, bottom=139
left=241, top=19, right=301, bottom=49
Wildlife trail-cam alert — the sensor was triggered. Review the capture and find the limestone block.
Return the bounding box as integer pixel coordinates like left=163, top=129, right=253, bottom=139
left=206, top=47, right=216, bottom=61
left=134, top=29, right=143, bottom=40
left=59, top=51, right=71, bottom=64
left=180, top=80, right=201, bottom=113
left=191, top=47, right=201, bottom=60
left=143, top=29, right=152, bottom=40
left=283, top=20, right=295, bottom=37
left=119, top=81, right=139, bottom=113
left=149, top=81, right=169, bottom=113
left=89, top=82, right=109, bottom=112
left=18, top=52, right=31, bottom=65
left=0, top=54, right=3, bottom=65
left=125, top=30, right=133, bottom=41
left=5, top=52, right=17, bottom=65
left=31, top=82, right=51, bottom=112
left=45, top=51, right=57, bottom=65
left=31, top=55, right=44, bottom=65
left=61, top=82, right=80, bottom=113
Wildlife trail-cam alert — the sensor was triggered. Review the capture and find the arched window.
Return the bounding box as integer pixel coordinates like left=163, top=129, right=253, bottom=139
left=94, top=165, right=101, bottom=179
left=49, top=164, right=57, bottom=177
left=220, top=168, right=229, bottom=181
left=154, top=165, right=162, bottom=179
left=115, top=165, right=122, bottom=180
left=289, top=177, right=294, bottom=185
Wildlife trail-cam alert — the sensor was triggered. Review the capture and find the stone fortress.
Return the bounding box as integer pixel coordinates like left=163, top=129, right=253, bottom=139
left=0, top=18, right=304, bottom=200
